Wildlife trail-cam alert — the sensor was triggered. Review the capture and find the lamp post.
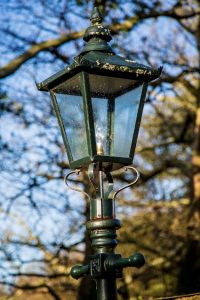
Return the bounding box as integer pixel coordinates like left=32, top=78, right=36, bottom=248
left=37, top=7, right=162, bottom=300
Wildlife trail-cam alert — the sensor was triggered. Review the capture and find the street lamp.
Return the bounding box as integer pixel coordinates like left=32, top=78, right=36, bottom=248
left=37, top=7, right=162, bottom=300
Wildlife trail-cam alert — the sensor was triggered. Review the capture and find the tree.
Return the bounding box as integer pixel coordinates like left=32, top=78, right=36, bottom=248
left=0, top=0, right=200, bottom=299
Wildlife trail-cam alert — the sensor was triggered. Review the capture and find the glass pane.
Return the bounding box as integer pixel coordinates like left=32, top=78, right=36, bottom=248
left=92, top=97, right=109, bottom=155
left=53, top=74, right=88, bottom=161
left=113, top=85, right=143, bottom=157
left=89, top=74, right=143, bottom=157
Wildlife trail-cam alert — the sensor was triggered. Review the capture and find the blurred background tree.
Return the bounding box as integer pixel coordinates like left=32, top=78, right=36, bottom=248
left=0, top=0, right=199, bottom=299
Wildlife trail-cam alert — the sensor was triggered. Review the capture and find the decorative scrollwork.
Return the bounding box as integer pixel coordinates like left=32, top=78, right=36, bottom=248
left=64, top=166, right=139, bottom=209
left=112, top=166, right=140, bottom=204
left=64, top=169, right=90, bottom=200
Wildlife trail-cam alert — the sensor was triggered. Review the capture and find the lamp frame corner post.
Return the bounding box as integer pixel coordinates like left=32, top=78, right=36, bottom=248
left=37, top=6, right=162, bottom=300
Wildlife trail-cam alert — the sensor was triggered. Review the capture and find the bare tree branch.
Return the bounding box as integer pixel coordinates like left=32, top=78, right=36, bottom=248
left=0, top=8, right=199, bottom=79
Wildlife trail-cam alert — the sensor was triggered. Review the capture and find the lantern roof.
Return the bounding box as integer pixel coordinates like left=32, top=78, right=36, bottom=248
left=37, top=7, right=162, bottom=92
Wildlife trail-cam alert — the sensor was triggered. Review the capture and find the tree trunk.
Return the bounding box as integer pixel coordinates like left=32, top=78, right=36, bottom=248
left=178, top=9, right=200, bottom=293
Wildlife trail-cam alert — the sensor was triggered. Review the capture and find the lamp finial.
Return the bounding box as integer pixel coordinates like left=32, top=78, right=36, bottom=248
left=90, top=6, right=103, bottom=24
left=81, top=6, right=114, bottom=54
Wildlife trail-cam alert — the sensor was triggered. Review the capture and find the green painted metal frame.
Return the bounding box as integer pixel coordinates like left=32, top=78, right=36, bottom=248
left=80, top=71, right=96, bottom=158
left=37, top=59, right=161, bottom=92
left=129, top=82, right=148, bottom=160
left=50, top=91, right=73, bottom=162
left=69, top=155, right=131, bottom=171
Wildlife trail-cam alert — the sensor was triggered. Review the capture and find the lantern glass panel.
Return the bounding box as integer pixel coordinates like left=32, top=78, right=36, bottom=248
left=113, top=85, right=143, bottom=157
left=89, top=74, right=144, bottom=157
left=52, top=74, right=88, bottom=161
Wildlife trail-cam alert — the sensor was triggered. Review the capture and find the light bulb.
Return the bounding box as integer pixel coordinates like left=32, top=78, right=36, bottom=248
left=96, top=126, right=105, bottom=155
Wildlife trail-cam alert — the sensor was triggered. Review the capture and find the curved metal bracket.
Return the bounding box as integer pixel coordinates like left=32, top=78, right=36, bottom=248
left=64, top=169, right=90, bottom=200
left=112, top=166, right=140, bottom=203
left=64, top=166, right=139, bottom=208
